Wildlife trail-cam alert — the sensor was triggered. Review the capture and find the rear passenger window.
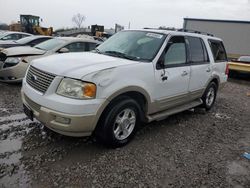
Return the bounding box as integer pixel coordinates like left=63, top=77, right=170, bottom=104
left=209, top=40, right=227, bottom=62
left=187, top=36, right=208, bottom=63
left=64, top=42, right=87, bottom=52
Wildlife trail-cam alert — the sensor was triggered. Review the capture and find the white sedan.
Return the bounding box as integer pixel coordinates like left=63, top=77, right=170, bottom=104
left=0, top=37, right=100, bottom=82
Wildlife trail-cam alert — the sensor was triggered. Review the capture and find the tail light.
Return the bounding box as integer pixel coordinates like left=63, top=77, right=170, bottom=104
left=225, top=63, right=229, bottom=75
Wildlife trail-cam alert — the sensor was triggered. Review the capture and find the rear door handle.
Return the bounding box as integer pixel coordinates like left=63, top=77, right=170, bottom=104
left=206, top=67, right=211, bottom=72
left=181, top=71, right=188, bottom=76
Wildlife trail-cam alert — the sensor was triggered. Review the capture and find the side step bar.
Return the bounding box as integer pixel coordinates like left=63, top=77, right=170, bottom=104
left=147, top=99, right=203, bottom=122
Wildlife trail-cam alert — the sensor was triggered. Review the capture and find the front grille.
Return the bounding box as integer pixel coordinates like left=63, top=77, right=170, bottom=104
left=26, top=66, right=56, bottom=94
left=24, top=94, right=41, bottom=112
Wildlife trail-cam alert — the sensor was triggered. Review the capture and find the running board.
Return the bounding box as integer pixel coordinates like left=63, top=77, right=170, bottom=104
left=147, top=99, right=203, bottom=122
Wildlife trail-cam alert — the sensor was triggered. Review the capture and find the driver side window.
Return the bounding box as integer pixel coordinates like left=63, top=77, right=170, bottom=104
left=164, top=36, right=186, bottom=67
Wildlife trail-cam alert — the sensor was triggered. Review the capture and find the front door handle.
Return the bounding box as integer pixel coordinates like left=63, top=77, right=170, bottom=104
left=181, top=71, right=188, bottom=76
left=162, top=76, right=168, bottom=81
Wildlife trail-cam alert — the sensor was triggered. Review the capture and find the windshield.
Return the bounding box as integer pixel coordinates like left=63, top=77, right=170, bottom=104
left=96, top=31, right=166, bottom=61
left=34, top=38, right=66, bottom=51
left=0, top=33, right=7, bottom=39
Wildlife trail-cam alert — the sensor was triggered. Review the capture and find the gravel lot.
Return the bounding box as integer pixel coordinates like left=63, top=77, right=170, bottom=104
left=0, top=78, right=250, bottom=187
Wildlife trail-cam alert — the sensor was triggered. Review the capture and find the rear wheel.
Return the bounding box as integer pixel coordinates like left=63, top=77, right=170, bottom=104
left=201, top=82, right=217, bottom=111
left=95, top=96, right=141, bottom=148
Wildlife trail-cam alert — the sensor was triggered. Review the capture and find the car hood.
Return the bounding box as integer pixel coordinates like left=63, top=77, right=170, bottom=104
left=32, top=52, right=140, bottom=79
left=0, top=40, right=16, bottom=45
left=2, top=46, right=45, bottom=56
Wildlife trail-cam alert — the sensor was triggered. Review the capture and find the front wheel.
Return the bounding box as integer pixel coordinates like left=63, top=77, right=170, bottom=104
left=95, top=97, right=141, bottom=148
left=201, top=82, right=218, bottom=111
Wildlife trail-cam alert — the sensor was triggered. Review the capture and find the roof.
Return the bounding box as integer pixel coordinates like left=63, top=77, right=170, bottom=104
left=184, top=18, right=250, bottom=24
left=126, top=29, right=221, bottom=40
left=2, top=31, right=33, bottom=35
left=21, top=35, right=52, bottom=40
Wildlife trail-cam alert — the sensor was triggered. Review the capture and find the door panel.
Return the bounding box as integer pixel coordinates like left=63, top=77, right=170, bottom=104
left=153, top=35, right=190, bottom=111
left=189, top=64, right=211, bottom=92
left=187, top=36, right=212, bottom=93
left=154, top=66, right=191, bottom=110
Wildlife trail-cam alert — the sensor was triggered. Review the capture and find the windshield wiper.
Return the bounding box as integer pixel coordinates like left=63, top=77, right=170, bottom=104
left=34, top=46, right=45, bottom=50
left=94, top=48, right=102, bottom=54
left=104, top=51, right=141, bottom=61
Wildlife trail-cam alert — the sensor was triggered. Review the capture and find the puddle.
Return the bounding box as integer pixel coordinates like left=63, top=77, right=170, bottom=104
left=0, top=164, right=31, bottom=187
left=0, top=153, right=22, bottom=165
left=0, top=137, right=23, bottom=154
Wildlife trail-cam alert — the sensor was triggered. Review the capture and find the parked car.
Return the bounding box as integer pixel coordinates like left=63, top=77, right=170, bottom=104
left=228, top=56, right=250, bottom=74
left=0, top=37, right=100, bottom=82
left=0, top=35, right=52, bottom=51
left=21, top=29, right=228, bottom=147
left=0, top=31, right=32, bottom=41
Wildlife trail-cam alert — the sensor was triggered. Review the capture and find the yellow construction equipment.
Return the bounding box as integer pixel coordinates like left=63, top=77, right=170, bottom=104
left=9, top=15, right=53, bottom=36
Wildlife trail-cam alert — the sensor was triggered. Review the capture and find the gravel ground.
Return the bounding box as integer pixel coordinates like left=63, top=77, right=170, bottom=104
left=0, top=78, right=249, bottom=187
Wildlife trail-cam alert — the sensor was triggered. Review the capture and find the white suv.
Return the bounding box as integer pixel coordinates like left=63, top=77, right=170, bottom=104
left=21, top=29, right=228, bottom=147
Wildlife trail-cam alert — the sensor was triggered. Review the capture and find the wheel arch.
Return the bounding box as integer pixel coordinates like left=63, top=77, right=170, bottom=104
left=93, top=86, right=151, bottom=131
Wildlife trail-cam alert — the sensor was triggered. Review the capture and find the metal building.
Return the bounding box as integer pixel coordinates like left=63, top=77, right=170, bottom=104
left=183, top=18, right=250, bottom=57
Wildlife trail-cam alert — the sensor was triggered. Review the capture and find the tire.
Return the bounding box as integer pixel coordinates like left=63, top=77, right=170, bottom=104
left=95, top=96, right=141, bottom=148
left=201, top=82, right=218, bottom=111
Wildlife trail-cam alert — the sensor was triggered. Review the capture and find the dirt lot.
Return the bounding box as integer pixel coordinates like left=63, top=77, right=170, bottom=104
left=0, top=78, right=249, bottom=187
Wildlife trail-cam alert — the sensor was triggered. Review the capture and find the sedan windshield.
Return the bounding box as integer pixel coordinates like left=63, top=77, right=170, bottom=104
left=96, top=31, right=166, bottom=61
left=0, top=33, right=7, bottom=39
left=34, top=38, right=66, bottom=51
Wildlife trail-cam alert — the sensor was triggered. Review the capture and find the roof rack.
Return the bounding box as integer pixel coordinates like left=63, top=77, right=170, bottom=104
left=143, top=27, right=214, bottom=37
left=177, top=29, right=214, bottom=36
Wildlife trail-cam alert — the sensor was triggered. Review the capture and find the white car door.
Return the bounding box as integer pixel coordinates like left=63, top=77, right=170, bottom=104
left=187, top=36, right=212, bottom=95
left=154, top=35, right=191, bottom=111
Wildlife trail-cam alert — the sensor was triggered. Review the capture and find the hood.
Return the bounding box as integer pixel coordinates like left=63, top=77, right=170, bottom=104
left=2, top=46, right=45, bottom=57
left=32, top=52, right=140, bottom=79
left=0, top=40, right=16, bottom=45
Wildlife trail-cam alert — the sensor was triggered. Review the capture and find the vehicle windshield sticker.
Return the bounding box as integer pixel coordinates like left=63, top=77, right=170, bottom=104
left=146, top=33, right=163, bottom=39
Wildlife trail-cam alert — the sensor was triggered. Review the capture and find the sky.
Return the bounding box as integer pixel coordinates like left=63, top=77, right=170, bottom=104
left=0, top=0, right=250, bottom=30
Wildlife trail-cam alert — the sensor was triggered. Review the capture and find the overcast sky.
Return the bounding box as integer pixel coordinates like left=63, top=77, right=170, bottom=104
left=1, top=0, right=250, bottom=30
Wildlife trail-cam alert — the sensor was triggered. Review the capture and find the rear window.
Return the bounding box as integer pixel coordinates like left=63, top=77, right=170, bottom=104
left=209, top=40, right=227, bottom=62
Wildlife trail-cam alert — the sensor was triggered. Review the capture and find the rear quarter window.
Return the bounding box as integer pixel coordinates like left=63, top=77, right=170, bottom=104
left=208, top=40, right=227, bottom=62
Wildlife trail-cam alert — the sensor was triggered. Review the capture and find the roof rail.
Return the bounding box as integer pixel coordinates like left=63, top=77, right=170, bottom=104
left=177, top=29, right=214, bottom=36
left=143, top=27, right=214, bottom=37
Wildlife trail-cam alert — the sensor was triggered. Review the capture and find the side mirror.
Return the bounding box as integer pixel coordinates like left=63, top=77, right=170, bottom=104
left=58, top=47, right=69, bottom=53
left=156, top=58, right=165, bottom=69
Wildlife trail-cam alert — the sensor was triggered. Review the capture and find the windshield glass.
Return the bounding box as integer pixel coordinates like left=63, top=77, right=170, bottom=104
left=0, top=33, right=7, bottom=39
left=16, top=36, right=34, bottom=44
left=34, top=38, right=66, bottom=51
left=96, top=31, right=166, bottom=61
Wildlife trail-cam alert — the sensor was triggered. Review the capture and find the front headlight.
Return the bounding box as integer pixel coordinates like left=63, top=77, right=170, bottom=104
left=5, top=57, right=21, bottom=64
left=56, top=78, right=96, bottom=99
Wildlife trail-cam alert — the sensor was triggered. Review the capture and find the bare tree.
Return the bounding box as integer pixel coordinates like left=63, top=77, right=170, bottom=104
left=72, top=13, right=86, bottom=28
